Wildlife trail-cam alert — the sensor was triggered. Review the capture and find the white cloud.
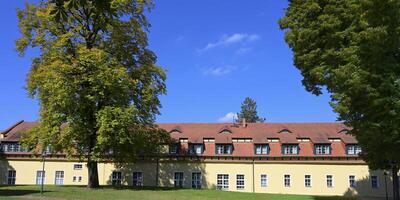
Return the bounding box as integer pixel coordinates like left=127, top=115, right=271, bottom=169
left=203, top=65, right=237, bottom=76
left=198, top=33, right=260, bottom=52
left=218, top=112, right=238, bottom=122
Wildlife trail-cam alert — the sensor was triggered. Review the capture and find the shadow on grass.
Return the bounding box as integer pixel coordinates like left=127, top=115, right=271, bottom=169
left=312, top=196, right=357, bottom=200
left=0, top=188, right=50, bottom=196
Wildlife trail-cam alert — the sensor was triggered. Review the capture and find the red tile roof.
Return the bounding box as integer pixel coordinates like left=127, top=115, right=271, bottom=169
left=157, top=122, right=357, bottom=144
left=1, top=121, right=359, bottom=157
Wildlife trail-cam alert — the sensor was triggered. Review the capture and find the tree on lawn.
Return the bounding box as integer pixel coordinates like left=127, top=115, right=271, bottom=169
left=16, top=0, right=169, bottom=188
left=280, top=0, right=400, bottom=199
left=237, top=97, right=265, bottom=123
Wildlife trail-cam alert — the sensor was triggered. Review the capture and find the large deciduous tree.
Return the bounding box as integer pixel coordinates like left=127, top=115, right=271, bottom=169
left=16, top=0, right=169, bottom=188
left=237, top=97, right=265, bottom=123
left=280, top=0, right=400, bottom=198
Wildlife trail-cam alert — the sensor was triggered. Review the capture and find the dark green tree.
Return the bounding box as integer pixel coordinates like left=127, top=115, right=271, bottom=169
left=237, top=97, right=265, bottom=123
left=280, top=0, right=400, bottom=198
left=16, top=0, right=169, bottom=188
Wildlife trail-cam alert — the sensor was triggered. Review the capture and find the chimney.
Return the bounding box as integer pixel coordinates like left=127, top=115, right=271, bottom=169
left=242, top=118, right=247, bottom=128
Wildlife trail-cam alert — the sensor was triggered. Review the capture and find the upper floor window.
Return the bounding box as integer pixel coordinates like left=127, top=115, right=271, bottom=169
left=189, top=144, right=203, bottom=155
left=347, top=145, right=362, bottom=155
left=254, top=144, right=269, bottom=155
left=314, top=144, right=331, bottom=155
left=73, top=164, right=83, bottom=170
left=282, top=144, right=299, bottom=155
left=216, top=144, right=233, bottom=155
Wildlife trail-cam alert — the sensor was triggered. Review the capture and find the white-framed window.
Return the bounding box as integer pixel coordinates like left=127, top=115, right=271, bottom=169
left=314, top=145, right=331, bottom=155
left=112, top=171, right=122, bottom=186
left=347, top=145, right=362, bottom=155
left=255, top=144, right=269, bottom=155
left=217, top=174, right=229, bottom=190
left=55, top=171, right=64, bottom=185
left=132, top=172, right=143, bottom=187
left=282, top=145, right=298, bottom=155
left=192, top=172, right=202, bottom=189
left=371, top=175, right=379, bottom=188
left=36, top=171, right=45, bottom=185
left=169, top=144, right=179, bottom=154
left=73, top=164, right=83, bottom=170
left=73, top=176, right=77, bottom=182
left=7, top=170, right=16, bottom=185
left=2, top=143, right=22, bottom=152
left=284, top=174, right=291, bottom=187
left=216, top=144, right=233, bottom=155
left=174, top=172, right=184, bottom=188
left=236, top=174, right=245, bottom=190
left=78, top=176, right=82, bottom=182
left=305, top=175, right=311, bottom=187
left=260, top=174, right=268, bottom=187
left=189, top=144, right=203, bottom=155
left=326, top=175, right=333, bottom=188
left=349, top=175, right=356, bottom=188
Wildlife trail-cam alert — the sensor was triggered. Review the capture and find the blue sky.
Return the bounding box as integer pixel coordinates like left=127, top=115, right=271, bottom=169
left=0, top=1, right=338, bottom=130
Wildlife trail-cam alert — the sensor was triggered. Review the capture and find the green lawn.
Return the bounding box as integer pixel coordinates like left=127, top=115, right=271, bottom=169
left=0, top=185, right=359, bottom=200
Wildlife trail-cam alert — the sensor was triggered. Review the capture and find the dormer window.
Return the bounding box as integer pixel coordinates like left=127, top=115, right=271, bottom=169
left=216, top=144, right=233, bottom=155
left=279, top=129, right=292, bottom=134
left=189, top=144, right=204, bottom=155
left=339, top=129, right=350, bottom=134
left=254, top=144, right=269, bottom=155
left=282, top=144, right=299, bottom=155
left=219, top=129, right=232, bottom=134
left=347, top=144, right=362, bottom=155
left=169, top=144, right=180, bottom=154
left=170, top=129, right=182, bottom=134
left=314, top=144, right=331, bottom=155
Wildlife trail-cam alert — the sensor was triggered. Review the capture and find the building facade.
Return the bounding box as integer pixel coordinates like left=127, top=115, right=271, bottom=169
left=0, top=121, right=396, bottom=198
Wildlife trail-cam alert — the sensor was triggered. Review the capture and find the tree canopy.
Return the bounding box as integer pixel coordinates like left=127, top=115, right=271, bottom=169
left=280, top=0, right=400, bottom=198
left=237, top=97, right=265, bottom=123
left=17, top=0, right=169, bottom=188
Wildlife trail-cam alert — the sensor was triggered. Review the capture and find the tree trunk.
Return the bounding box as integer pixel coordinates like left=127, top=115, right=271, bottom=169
left=393, top=165, right=399, bottom=200
left=87, top=159, right=99, bottom=188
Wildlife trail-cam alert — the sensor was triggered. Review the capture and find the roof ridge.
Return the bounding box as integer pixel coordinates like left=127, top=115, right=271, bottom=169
left=1, top=120, right=25, bottom=136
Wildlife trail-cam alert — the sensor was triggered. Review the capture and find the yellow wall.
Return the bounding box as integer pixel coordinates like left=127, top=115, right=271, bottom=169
left=0, top=158, right=394, bottom=198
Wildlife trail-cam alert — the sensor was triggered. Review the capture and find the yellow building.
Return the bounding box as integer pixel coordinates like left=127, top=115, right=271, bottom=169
left=0, top=121, right=397, bottom=198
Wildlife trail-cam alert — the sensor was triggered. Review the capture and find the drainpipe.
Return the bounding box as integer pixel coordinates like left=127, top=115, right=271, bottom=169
left=252, top=158, right=255, bottom=193
left=156, top=157, right=159, bottom=187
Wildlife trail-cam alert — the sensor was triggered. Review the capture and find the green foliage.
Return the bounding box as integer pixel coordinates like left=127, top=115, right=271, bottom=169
left=17, top=0, right=168, bottom=166
left=280, top=0, right=400, bottom=169
left=237, top=97, right=265, bottom=123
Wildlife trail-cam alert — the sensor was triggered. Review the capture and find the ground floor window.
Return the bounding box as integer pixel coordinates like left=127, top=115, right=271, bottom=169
left=132, top=172, right=143, bottom=187
left=284, top=174, right=291, bottom=187
left=326, top=175, right=333, bottom=188
left=371, top=175, right=379, bottom=188
left=192, top=172, right=202, bottom=189
left=236, top=174, right=245, bottom=190
left=174, top=172, right=184, bottom=188
left=260, top=174, right=267, bottom=187
left=305, top=175, right=311, bottom=187
left=217, top=174, right=229, bottom=190
left=7, top=170, right=16, bottom=185
left=349, top=175, right=356, bottom=188
left=112, top=171, right=122, bottom=186
left=36, top=171, right=45, bottom=185
left=55, top=171, right=64, bottom=185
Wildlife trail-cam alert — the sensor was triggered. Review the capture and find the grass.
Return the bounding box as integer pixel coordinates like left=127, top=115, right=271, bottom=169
left=0, top=185, right=359, bottom=200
